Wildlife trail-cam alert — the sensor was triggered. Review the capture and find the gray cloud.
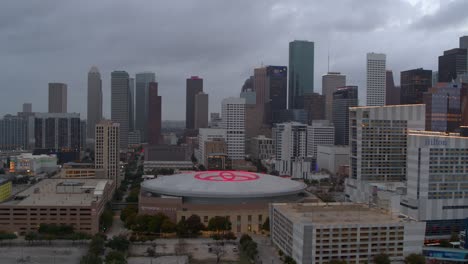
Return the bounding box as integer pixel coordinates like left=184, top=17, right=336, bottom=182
left=0, top=0, right=466, bottom=120
left=411, top=0, right=468, bottom=30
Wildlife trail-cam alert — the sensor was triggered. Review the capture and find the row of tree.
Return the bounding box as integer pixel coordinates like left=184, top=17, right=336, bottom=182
left=239, top=234, right=258, bottom=261
left=80, top=234, right=130, bottom=264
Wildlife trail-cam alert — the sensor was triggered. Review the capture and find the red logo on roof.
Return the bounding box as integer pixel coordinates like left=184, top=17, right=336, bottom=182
left=194, top=171, right=259, bottom=182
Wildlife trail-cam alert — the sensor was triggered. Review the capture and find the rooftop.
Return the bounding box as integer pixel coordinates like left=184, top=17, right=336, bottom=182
left=273, top=203, right=414, bottom=225
left=1, top=179, right=112, bottom=207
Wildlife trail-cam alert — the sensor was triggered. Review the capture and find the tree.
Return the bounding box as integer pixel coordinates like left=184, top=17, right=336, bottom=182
left=185, top=215, right=205, bottom=236
left=104, top=251, right=126, bottom=264
left=374, top=253, right=391, bottom=264
left=239, top=234, right=253, bottom=245
left=211, top=240, right=226, bottom=264
left=208, top=216, right=232, bottom=234
left=24, top=232, right=38, bottom=244
left=106, top=235, right=130, bottom=252
left=198, top=164, right=207, bottom=171
left=100, top=208, right=114, bottom=231
left=80, top=254, right=103, bottom=264
left=284, top=256, right=297, bottom=264
left=89, top=235, right=106, bottom=256
left=125, top=187, right=140, bottom=202
left=241, top=240, right=258, bottom=261
left=404, top=254, right=425, bottom=264
left=262, top=217, right=270, bottom=231
left=120, top=205, right=138, bottom=222
left=161, top=219, right=176, bottom=233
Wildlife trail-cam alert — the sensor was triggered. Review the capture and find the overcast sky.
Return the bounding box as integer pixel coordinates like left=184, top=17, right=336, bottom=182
left=1, top=0, right=467, bottom=120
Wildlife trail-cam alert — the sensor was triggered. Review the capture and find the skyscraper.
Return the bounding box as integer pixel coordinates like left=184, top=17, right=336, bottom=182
left=366, top=53, right=386, bottom=106
left=86, top=66, right=102, bottom=140
left=306, top=120, right=335, bottom=159
left=0, top=114, right=28, bottom=151
left=186, top=76, right=203, bottom=129
left=22, top=103, right=32, bottom=113
left=332, top=86, right=358, bottom=145
left=289, top=40, right=314, bottom=109
left=194, top=92, right=209, bottom=129
left=148, top=82, right=162, bottom=145
left=95, top=120, right=120, bottom=184
left=111, top=71, right=130, bottom=149
left=424, top=82, right=462, bottom=132
left=128, top=77, right=135, bottom=132
left=385, top=70, right=400, bottom=105
left=322, top=72, right=346, bottom=121
left=254, top=66, right=287, bottom=124
left=400, top=68, right=432, bottom=105
left=221, top=97, right=246, bottom=160
left=33, top=113, right=81, bottom=151
left=48, top=83, right=67, bottom=113
left=135, top=72, right=156, bottom=142
left=438, top=48, right=467, bottom=82
left=460, top=35, right=468, bottom=49
left=272, top=122, right=308, bottom=161
left=303, top=93, right=325, bottom=123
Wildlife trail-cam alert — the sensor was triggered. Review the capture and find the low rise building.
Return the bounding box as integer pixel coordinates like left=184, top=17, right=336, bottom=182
left=143, top=161, right=194, bottom=172
left=10, top=153, right=58, bottom=175
left=270, top=203, right=425, bottom=264
left=316, top=145, right=349, bottom=174
left=59, top=162, right=105, bottom=179
left=0, top=178, right=12, bottom=202
left=250, top=135, right=274, bottom=160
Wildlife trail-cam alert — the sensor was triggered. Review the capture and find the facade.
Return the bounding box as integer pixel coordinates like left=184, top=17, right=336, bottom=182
left=270, top=203, right=425, bottom=264
left=186, top=76, right=203, bottom=129
left=48, top=83, right=67, bottom=113
left=400, top=68, right=433, bottom=105
left=0, top=114, right=29, bottom=151
left=306, top=120, right=335, bottom=159
left=303, top=93, right=325, bottom=123
left=289, top=40, right=314, bottom=109
left=240, top=90, right=256, bottom=105
left=0, top=179, right=12, bottom=203
left=22, top=103, right=32, bottom=113
left=95, top=121, right=120, bottom=184
left=272, top=109, right=308, bottom=124
left=316, top=145, right=349, bottom=174
left=438, top=48, right=467, bottom=82
left=221, top=97, right=246, bottom=160
left=139, top=171, right=306, bottom=233
left=210, top=113, right=222, bottom=128
left=33, top=113, right=81, bottom=151
left=128, top=131, right=141, bottom=146
left=322, top=72, right=346, bottom=122
left=194, top=92, right=209, bottom=129
left=60, top=162, right=105, bottom=179
left=148, top=82, right=162, bottom=145
left=366, top=53, right=386, bottom=106
left=128, top=77, right=135, bottom=132
left=385, top=70, right=400, bottom=105
left=0, top=179, right=115, bottom=234
left=204, top=139, right=227, bottom=168
left=86, top=66, right=102, bottom=140
left=80, top=120, right=86, bottom=150
left=250, top=135, right=274, bottom=160
left=273, top=122, right=308, bottom=161
left=10, top=153, right=58, bottom=174
left=254, top=66, right=287, bottom=124
left=197, top=128, right=227, bottom=165
left=333, top=86, right=358, bottom=145
left=145, top=145, right=189, bottom=162
left=143, top=161, right=194, bottom=172
left=424, top=82, right=463, bottom=133
left=135, top=72, right=156, bottom=142
left=111, top=71, right=130, bottom=149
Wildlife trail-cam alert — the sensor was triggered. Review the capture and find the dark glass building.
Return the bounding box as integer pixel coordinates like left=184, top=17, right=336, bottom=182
left=254, top=66, right=287, bottom=125
left=148, top=82, right=162, bottom=145
left=400, top=68, right=432, bottom=104
left=385, top=70, right=401, bottom=105
left=303, top=93, right=325, bottom=124
left=185, top=76, right=203, bottom=129
left=438, top=48, right=467, bottom=82
left=333, top=86, right=358, bottom=145
left=424, top=82, right=462, bottom=132
left=33, top=113, right=81, bottom=151
left=289, top=40, right=314, bottom=109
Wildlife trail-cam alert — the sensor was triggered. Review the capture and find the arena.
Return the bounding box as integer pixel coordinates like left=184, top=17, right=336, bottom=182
left=139, top=171, right=307, bottom=233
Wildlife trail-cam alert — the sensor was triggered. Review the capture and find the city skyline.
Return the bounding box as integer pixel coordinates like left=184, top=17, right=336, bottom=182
left=1, top=1, right=467, bottom=119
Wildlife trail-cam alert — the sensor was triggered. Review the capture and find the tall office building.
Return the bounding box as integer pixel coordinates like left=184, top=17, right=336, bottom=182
left=254, top=66, right=287, bottom=124
left=33, top=113, right=81, bottom=151
left=400, top=68, right=432, bottom=105
left=333, top=86, right=358, bottom=145
left=322, top=72, right=346, bottom=121
left=289, top=40, right=314, bottom=109
left=80, top=120, right=86, bottom=151
left=111, top=71, right=130, bottom=149
left=240, top=75, right=256, bottom=105
left=303, top=93, right=325, bottom=123
left=128, top=77, right=135, bottom=132
left=461, top=36, right=468, bottom=49
left=0, top=115, right=28, bottom=151
left=194, top=92, right=209, bottom=129
left=135, top=72, right=156, bottom=142
left=148, top=82, right=162, bottom=145
left=86, top=66, right=102, bottom=140
left=95, top=121, right=120, bottom=184
left=366, top=53, right=386, bottom=106
left=424, top=82, right=462, bottom=132
left=438, top=48, right=467, bottom=82
left=385, top=70, right=400, bottom=105
left=186, top=76, right=203, bottom=130
left=306, top=120, right=335, bottom=159
left=22, top=103, right=32, bottom=113
left=48, top=83, right=67, bottom=113
left=221, top=97, right=246, bottom=160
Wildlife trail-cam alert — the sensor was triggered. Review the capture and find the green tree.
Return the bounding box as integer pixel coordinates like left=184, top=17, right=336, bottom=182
left=89, top=235, right=106, bottom=256
left=284, top=256, right=297, bottom=264
left=24, top=232, right=38, bottom=244
left=80, top=254, right=103, bottom=264
left=106, top=235, right=130, bottom=252
left=176, top=218, right=188, bottom=237
left=239, top=234, right=253, bottom=245
left=100, top=208, right=114, bottom=231
left=404, top=254, right=425, bottom=264
left=161, top=219, right=177, bottom=233
left=105, top=251, right=127, bottom=264
left=185, top=215, right=205, bottom=236
left=262, top=217, right=270, bottom=231
left=125, top=187, right=140, bottom=202
left=120, top=205, right=138, bottom=222
left=207, top=216, right=232, bottom=233
left=241, top=240, right=258, bottom=260
left=374, top=253, right=391, bottom=264
left=0, top=232, right=17, bottom=240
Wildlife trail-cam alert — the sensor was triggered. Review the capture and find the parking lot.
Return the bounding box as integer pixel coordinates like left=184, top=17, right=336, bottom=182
left=0, top=246, right=87, bottom=264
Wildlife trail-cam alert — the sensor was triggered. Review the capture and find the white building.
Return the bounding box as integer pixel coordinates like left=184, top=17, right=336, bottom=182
left=306, top=120, right=334, bottom=159
left=270, top=203, right=425, bottom=264
left=10, top=153, right=58, bottom=174
left=273, top=122, right=308, bottom=161
left=95, top=121, right=120, bottom=186
left=221, top=97, right=246, bottom=160
left=196, top=128, right=226, bottom=165
left=322, top=72, right=346, bottom=122
left=366, top=53, right=386, bottom=106
left=250, top=135, right=274, bottom=160
left=316, top=145, right=349, bottom=174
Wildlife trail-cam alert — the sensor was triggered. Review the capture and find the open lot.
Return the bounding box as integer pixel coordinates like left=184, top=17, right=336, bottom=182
left=0, top=245, right=87, bottom=264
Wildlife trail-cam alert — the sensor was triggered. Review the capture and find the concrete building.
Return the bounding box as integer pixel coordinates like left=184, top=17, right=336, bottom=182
left=210, top=113, right=222, bottom=128
left=135, top=72, right=156, bottom=142
left=95, top=121, right=120, bottom=185
left=128, top=77, right=135, bottom=132
left=333, top=86, right=358, bottom=145
left=400, top=68, right=432, bottom=105
left=186, top=76, right=203, bottom=130
left=322, top=72, right=346, bottom=122
left=111, top=71, right=130, bottom=149
left=33, top=113, right=81, bottom=151
left=289, top=40, right=315, bottom=109
left=148, top=82, right=162, bottom=145
left=194, top=92, right=208, bottom=129
left=273, top=122, right=308, bottom=162
left=221, top=97, right=246, bottom=160
left=424, top=82, right=463, bottom=133
left=0, top=114, right=29, bottom=151
left=80, top=120, right=86, bottom=150
left=59, top=162, right=105, bottom=179
left=48, top=83, right=67, bottom=113
left=128, top=131, right=141, bottom=146
left=143, top=161, right=194, bottom=172
left=366, top=53, right=386, bottom=106
left=86, top=66, right=102, bottom=140
left=145, top=145, right=189, bottom=162
left=0, top=179, right=12, bottom=203
left=438, top=48, right=467, bottom=82
left=316, top=145, right=349, bottom=174
left=306, top=120, right=334, bottom=159
left=270, top=203, right=426, bottom=264
left=240, top=90, right=256, bottom=105
left=0, top=179, right=115, bottom=234
left=303, top=92, right=325, bottom=124
left=22, top=103, right=32, bottom=113
left=204, top=139, right=227, bottom=168
left=250, top=135, right=274, bottom=160
left=10, top=153, right=58, bottom=174
left=196, top=128, right=227, bottom=165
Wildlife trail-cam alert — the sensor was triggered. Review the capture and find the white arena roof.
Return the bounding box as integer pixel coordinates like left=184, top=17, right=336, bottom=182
left=141, top=171, right=306, bottom=199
